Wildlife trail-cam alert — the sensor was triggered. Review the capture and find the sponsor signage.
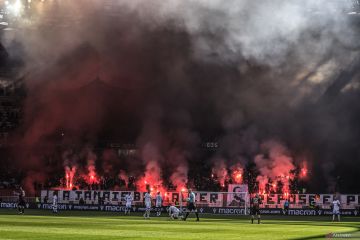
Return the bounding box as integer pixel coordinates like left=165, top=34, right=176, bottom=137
left=0, top=202, right=359, bottom=216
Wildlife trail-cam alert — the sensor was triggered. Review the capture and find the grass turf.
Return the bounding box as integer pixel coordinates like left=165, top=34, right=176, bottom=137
left=0, top=209, right=359, bottom=240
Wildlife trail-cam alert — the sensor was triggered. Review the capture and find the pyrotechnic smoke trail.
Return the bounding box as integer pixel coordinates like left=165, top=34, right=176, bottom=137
left=169, top=161, right=188, bottom=192
left=65, top=166, right=76, bottom=189
left=212, top=159, right=228, bottom=188
left=137, top=143, right=164, bottom=192
left=230, top=164, right=243, bottom=184
left=62, top=150, right=77, bottom=189
left=4, top=0, right=360, bottom=193
left=255, top=140, right=295, bottom=194
left=86, top=149, right=99, bottom=185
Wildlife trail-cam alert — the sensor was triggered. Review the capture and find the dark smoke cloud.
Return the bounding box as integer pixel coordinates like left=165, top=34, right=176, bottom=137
left=2, top=0, right=360, bottom=193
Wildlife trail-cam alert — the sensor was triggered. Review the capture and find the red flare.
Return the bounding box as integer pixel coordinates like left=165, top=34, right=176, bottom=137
left=301, top=168, right=308, bottom=177
left=231, top=166, right=243, bottom=184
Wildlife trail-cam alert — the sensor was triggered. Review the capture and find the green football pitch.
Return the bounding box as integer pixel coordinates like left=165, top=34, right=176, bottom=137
left=0, top=210, right=359, bottom=240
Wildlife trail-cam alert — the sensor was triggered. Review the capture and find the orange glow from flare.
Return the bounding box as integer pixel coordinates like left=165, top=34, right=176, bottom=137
left=231, top=167, right=243, bottom=184
left=258, top=191, right=265, bottom=196
left=301, top=168, right=308, bottom=177
left=300, top=162, right=308, bottom=178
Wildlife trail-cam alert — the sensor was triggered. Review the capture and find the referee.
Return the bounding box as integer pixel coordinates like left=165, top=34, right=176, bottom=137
left=183, top=189, right=199, bottom=221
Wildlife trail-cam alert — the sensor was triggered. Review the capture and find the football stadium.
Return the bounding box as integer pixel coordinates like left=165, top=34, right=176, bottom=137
left=0, top=0, right=359, bottom=239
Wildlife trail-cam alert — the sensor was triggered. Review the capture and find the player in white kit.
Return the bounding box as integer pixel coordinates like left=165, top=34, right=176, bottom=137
left=143, top=190, right=152, bottom=219
left=155, top=192, right=163, bottom=216
left=124, top=193, right=133, bottom=215
left=168, top=205, right=180, bottom=220
left=52, top=192, right=58, bottom=214
left=332, top=197, right=341, bottom=222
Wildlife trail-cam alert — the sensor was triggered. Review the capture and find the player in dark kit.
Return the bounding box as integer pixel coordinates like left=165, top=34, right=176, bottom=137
left=15, top=187, right=26, bottom=214
left=250, top=193, right=262, bottom=224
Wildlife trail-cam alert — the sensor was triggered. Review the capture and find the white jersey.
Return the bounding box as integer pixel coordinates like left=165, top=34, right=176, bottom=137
left=144, top=193, right=152, bottom=204
left=125, top=194, right=133, bottom=204
left=156, top=194, right=162, bottom=207
left=168, top=206, right=179, bottom=214
left=332, top=200, right=341, bottom=213
left=168, top=206, right=180, bottom=219
left=53, top=195, right=58, bottom=205
left=125, top=194, right=132, bottom=208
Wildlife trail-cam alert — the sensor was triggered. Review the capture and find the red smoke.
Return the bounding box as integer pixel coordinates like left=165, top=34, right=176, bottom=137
left=9, top=1, right=320, bottom=195
left=86, top=149, right=99, bottom=185
left=300, top=162, right=308, bottom=178
left=255, top=140, right=296, bottom=194
left=65, top=166, right=76, bottom=189
left=212, top=159, right=228, bottom=187
left=168, top=148, right=189, bottom=191
left=230, top=164, right=243, bottom=184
